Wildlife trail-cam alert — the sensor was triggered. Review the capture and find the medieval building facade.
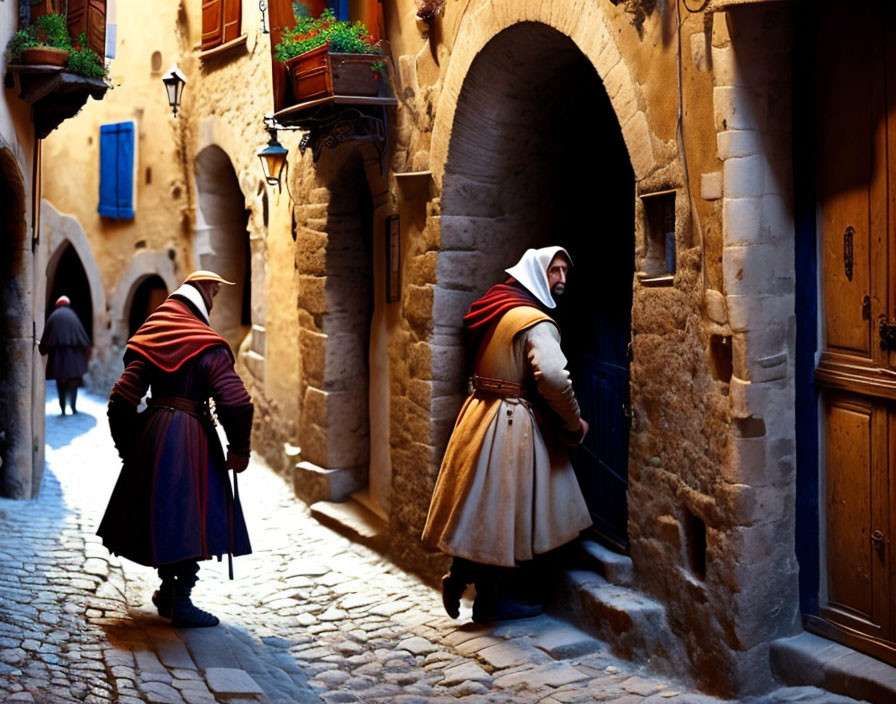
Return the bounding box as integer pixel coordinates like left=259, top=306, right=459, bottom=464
left=1, top=0, right=110, bottom=499
left=5, top=0, right=891, bottom=700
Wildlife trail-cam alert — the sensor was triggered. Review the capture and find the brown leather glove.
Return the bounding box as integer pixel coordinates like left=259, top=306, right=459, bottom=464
left=226, top=450, right=249, bottom=473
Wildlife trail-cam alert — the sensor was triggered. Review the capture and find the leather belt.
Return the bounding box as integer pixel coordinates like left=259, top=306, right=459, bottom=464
left=148, top=396, right=205, bottom=419
left=471, top=375, right=525, bottom=399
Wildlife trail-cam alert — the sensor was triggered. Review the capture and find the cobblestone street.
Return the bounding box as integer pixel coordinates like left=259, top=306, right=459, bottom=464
left=0, top=391, right=865, bottom=704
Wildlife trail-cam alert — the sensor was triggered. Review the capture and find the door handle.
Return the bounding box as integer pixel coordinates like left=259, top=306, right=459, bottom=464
left=872, top=529, right=885, bottom=558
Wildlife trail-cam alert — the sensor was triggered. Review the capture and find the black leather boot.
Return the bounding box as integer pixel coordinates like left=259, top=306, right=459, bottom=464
left=152, top=581, right=175, bottom=619
left=441, top=573, right=466, bottom=619
left=170, top=563, right=219, bottom=628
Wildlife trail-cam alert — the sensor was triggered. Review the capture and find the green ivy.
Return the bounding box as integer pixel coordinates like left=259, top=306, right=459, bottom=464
left=274, top=8, right=383, bottom=63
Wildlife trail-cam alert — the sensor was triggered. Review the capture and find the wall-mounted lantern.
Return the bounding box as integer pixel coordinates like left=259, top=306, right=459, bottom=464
left=258, top=0, right=270, bottom=34
left=161, top=64, right=187, bottom=117
left=257, top=126, right=289, bottom=192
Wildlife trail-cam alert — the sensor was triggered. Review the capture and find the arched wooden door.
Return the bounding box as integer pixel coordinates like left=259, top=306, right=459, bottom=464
left=812, top=0, right=896, bottom=664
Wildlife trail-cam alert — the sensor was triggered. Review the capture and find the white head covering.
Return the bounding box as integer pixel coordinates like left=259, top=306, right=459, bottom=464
left=505, top=246, right=572, bottom=309
left=170, top=283, right=210, bottom=324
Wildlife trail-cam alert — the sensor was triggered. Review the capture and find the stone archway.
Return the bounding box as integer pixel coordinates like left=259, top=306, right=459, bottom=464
left=0, top=146, right=31, bottom=498
left=42, top=201, right=109, bottom=392
left=194, top=145, right=251, bottom=354
left=108, top=250, right=178, bottom=346
left=42, top=201, right=108, bottom=351
left=128, top=275, right=169, bottom=336
left=46, top=243, right=94, bottom=342
left=432, top=21, right=636, bottom=549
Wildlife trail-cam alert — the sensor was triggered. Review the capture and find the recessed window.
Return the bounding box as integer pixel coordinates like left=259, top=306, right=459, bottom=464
left=639, top=189, right=676, bottom=284
left=710, top=335, right=733, bottom=382
left=151, top=51, right=162, bottom=73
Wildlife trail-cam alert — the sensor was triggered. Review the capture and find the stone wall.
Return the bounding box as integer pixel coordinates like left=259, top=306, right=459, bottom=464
left=381, top=0, right=800, bottom=697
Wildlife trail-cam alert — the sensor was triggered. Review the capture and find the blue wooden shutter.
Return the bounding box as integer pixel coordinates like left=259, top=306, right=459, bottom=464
left=98, top=121, right=135, bottom=219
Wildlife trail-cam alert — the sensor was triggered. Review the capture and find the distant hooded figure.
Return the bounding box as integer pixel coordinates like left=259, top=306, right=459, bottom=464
left=98, top=271, right=253, bottom=629
left=39, top=295, right=91, bottom=415
left=422, top=247, right=592, bottom=623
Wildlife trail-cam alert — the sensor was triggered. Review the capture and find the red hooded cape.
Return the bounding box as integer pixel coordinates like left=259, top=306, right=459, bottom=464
left=462, top=279, right=546, bottom=352
left=125, top=297, right=233, bottom=372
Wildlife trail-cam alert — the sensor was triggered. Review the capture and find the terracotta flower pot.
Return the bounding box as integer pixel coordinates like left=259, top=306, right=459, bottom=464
left=284, top=44, right=385, bottom=103
left=20, top=46, right=70, bottom=67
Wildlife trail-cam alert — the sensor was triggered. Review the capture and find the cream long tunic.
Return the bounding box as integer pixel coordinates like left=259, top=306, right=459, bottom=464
left=422, top=306, right=593, bottom=567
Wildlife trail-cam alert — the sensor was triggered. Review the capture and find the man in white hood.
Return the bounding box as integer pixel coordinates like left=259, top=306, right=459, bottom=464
left=422, top=247, right=592, bottom=623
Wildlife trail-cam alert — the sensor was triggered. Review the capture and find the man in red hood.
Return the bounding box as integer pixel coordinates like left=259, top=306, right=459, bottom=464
left=98, top=271, right=253, bottom=628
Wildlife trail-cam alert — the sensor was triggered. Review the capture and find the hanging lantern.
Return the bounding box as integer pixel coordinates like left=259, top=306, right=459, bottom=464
left=161, top=64, right=187, bottom=117
left=257, top=127, right=289, bottom=190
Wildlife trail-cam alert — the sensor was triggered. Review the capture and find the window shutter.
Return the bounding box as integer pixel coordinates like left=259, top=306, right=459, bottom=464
left=222, top=0, right=241, bottom=43
left=29, top=1, right=56, bottom=20
left=356, top=0, right=382, bottom=41
left=67, top=0, right=87, bottom=38
left=86, top=0, right=107, bottom=58
left=98, top=122, right=136, bottom=219
left=201, top=0, right=223, bottom=50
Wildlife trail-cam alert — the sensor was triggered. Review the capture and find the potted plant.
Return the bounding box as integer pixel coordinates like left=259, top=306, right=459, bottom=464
left=7, top=16, right=108, bottom=82
left=274, top=8, right=388, bottom=103
left=7, top=13, right=72, bottom=67
left=66, top=32, right=108, bottom=81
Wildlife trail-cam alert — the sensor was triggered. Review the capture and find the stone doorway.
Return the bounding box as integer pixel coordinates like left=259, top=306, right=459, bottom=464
left=297, top=151, right=376, bottom=505
left=46, top=242, right=94, bottom=343
left=127, top=275, right=168, bottom=336
left=435, top=21, right=636, bottom=550
left=194, top=146, right=251, bottom=353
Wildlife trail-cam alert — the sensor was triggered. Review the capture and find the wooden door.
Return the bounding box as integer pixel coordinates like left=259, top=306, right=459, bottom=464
left=569, top=308, right=631, bottom=552
left=557, top=187, right=634, bottom=554
left=813, top=0, right=896, bottom=663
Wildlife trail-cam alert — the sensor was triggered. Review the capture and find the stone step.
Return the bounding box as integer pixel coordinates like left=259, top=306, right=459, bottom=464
left=550, top=568, right=680, bottom=675
left=574, top=539, right=635, bottom=587
left=310, top=498, right=388, bottom=552
left=770, top=631, right=896, bottom=704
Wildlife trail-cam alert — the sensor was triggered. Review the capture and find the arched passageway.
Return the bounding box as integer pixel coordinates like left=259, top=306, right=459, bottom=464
left=194, top=146, right=251, bottom=353
left=46, top=243, right=94, bottom=342
left=437, top=22, right=635, bottom=550
left=128, top=275, right=168, bottom=336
